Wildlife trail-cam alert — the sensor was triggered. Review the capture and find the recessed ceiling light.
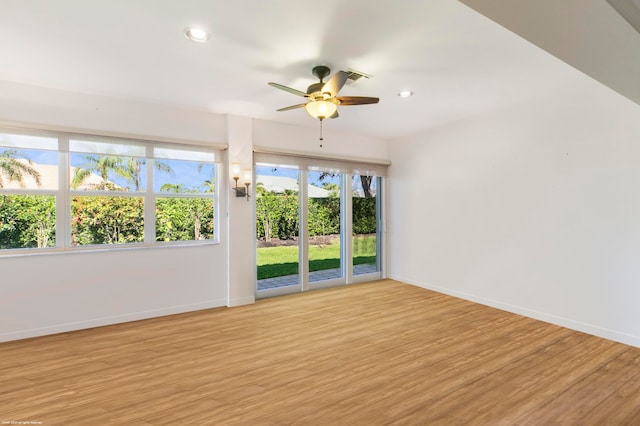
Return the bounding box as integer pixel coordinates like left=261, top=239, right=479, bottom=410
left=398, top=90, right=414, bottom=98
left=184, top=27, right=210, bottom=43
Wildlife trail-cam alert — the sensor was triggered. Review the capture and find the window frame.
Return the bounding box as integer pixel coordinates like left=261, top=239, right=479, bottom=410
left=0, top=130, right=60, bottom=251
left=0, top=127, right=223, bottom=255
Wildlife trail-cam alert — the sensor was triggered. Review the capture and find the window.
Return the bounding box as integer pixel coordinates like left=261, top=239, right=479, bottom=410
left=0, top=128, right=222, bottom=253
left=0, top=133, right=58, bottom=249
left=154, top=148, right=216, bottom=242
left=69, top=139, right=147, bottom=246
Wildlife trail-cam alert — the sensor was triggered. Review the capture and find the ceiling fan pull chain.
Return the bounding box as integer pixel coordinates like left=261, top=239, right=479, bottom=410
left=319, top=119, right=324, bottom=147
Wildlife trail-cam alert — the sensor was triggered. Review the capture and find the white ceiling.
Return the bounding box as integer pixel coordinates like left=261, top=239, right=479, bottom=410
left=461, top=0, right=640, bottom=107
left=0, top=0, right=587, bottom=140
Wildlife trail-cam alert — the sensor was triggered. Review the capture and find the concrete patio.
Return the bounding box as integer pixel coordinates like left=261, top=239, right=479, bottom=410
left=257, top=263, right=378, bottom=291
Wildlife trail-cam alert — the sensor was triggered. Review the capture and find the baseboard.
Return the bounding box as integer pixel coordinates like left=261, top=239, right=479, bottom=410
left=0, top=299, right=227, bottom=343
left=227, top=296, right=255, bottom=307
left=388, top=274, right=640, bottom=349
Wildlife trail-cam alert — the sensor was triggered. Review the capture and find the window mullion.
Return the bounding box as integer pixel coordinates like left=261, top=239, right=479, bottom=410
left=343, top=173, right=353, bottom=284
left=57, top=136, right=70, bottom=248
left=377, top=176, right=384, bottom=276
left=145, top=146, right=155, bottom=243
left=299, top=170, right=309, bottom=291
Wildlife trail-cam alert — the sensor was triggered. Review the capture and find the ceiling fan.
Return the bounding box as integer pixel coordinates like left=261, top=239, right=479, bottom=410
left=268, top=65, right=379, bottom=121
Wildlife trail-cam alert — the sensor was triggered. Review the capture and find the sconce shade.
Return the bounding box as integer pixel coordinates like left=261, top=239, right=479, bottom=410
left=243, top=169, right=252, bottom=185
left=305, top=100, right=337, bottom=120
left=231, top=163, right=241, bottom=178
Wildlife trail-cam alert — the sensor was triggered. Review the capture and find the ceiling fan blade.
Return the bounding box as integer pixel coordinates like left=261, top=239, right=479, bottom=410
left=329, top=110, right=339, bottom=119
left=337, top=96, right=380, bottom=106
left=268, top=82, right=308, bottom=97
left=321, top=71, right=349, bottom=96
left=277, top=103, right=307, bottom=112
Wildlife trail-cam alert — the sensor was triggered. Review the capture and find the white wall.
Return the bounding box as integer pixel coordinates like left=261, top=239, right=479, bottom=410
left=226, top=115, right=256, bottom=307
left=253, top=118, right=389, bottom=162
left=0, top=81, right=230, bottom=342
left=387, top=80, right=640, bottom=347
left=0, top=82, right=389, bottom=341
left=0, top=80, right=227, bottom=144
left=1, top=246, right=227, bottom=341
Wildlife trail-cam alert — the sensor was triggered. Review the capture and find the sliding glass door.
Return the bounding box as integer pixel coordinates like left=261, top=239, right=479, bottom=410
left=308, top=171, right=343, bottom=285
left=255, top=165, right=300, bottom=292
left=254, top=153, right=385, bottom=298
left=352, top=175, right=381, bottom=280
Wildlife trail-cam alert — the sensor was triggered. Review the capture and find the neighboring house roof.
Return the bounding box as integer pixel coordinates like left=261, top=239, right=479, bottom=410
left=1, top=160, right=113, bottom=190
left=256, top=175, right=331, bottom=198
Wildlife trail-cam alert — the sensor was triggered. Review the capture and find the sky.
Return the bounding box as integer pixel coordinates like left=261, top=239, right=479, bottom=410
left=3, top=146, right=374, bottom=194
left=255, top=165, right=340, bottom=187
left=1, top=147, right=214, bottom=193
left=255, top=165, right=376, bottom=195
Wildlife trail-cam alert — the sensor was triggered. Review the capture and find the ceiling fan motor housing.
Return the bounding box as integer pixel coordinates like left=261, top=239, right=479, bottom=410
left=308, top=66, right=332, bottom=96
left=306, top=82, right=324, bottom=95
left=311, top=65, right=331, bottom=81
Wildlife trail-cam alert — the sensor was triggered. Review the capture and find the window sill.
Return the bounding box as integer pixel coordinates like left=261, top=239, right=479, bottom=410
left=0, top=240, right=221, bottom=258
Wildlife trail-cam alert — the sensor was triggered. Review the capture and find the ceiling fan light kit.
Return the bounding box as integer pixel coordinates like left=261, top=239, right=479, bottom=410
left=268, top=65, right=379, bottom=145
left=305, top=100, right=337, bottom=120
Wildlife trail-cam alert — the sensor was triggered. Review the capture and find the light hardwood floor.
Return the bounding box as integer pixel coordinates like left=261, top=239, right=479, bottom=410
left=1, top=279, right=640, bottom=425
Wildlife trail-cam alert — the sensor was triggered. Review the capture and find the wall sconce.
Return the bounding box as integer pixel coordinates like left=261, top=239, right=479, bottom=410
left=232, top=163, right=251, bottom=200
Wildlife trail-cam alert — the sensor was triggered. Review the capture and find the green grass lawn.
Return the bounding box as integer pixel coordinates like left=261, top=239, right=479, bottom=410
left=257, top=236, right=376, bottom=279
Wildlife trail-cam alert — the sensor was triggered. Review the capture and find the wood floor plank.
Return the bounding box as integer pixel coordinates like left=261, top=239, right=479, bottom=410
left=1, top=279, right=639, bottom=425
left=581, top=353, right=640, bottom=424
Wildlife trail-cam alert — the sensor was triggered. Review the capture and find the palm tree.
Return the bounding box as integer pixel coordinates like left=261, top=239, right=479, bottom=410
left=317, top=172, right=374, bottom=198
left=197, top=163, right=215, bottom=193
left=71, top=155, right=122, bottom=190
left=203, top=179, right=215, bottom=193
left=159, top=183, right=186, bottom=193
left=0, top=149, right=42, bottom=188
left=72, top=155, right=173, bottom=191
left=359, top=175, right=374, bottom=198
left=116, top=158, right=173, bottom=192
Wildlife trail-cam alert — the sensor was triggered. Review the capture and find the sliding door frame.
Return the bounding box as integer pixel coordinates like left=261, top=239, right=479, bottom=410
left=254, top=151, right=387, bottom=299
left=351, top=175, right=384, bottom=284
